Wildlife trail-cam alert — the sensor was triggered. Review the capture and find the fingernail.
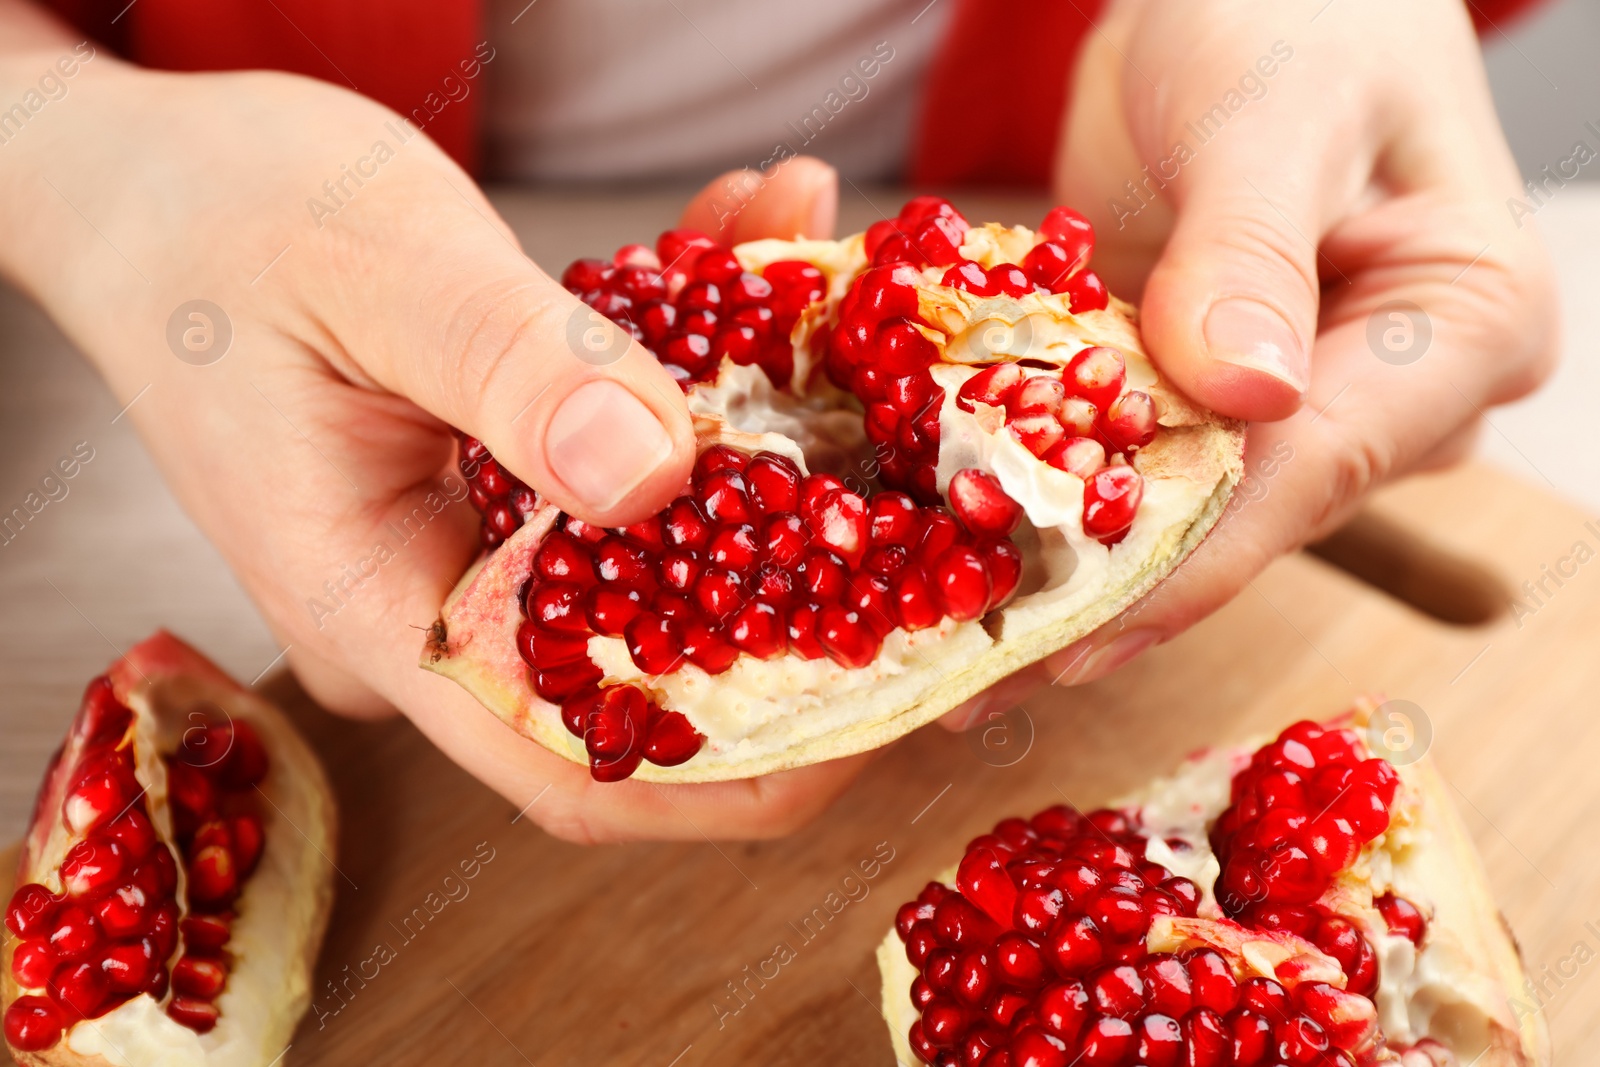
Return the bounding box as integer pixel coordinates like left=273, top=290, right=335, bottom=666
left=546, top=380, right=674, bottom=512
left=1204, top=298, right=1308, bottom=392
left=1050, top=629, right=1161, bottom=687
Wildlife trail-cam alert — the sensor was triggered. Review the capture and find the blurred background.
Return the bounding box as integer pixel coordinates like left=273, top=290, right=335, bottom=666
left=1477, top=0, right=1600, bottom=512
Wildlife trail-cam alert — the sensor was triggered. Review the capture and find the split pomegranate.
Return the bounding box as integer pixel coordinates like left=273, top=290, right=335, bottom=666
left=2, top=633, right=335, bottom=1062
left=429, top=198, right=1245, bottom=783
left=878, top=704, right=1548, bottom=1067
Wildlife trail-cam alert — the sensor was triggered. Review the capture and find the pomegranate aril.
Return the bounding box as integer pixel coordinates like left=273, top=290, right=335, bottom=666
left=625, top=613, right=683, bottom=675
left=1008, top=414, right=1066, bottom=459
left=1062, top=347, right=1125, bottom=412
left=62, top=764, right=136, bottom=837
left=816, top=606, right=881, bottom=669
left=949, top=470, right=1024, bottom=541
left=1376, top=893, right=1427, bottom=945
left=1022, top=240, right=1075, bottom=291
left=643, top=709, right=703, bottom=766
left=61, top=838, right=127, bottom=899
left=1082, top=465, right=1144, bottom=542
left=4, top=995, right=63, bottom=1051
left=167, top=995, right=220, bottom=1033
left=893, top=569, right=942, bottom=631
left=7, top=883, right=59, bottom=938
left=1061, top=270, right=1109, bottom=313
left=49, top=958, right=108, bottom=1018
left=182, top=913, right=232, bottom=954
left=585, top=585, right=646, bottom=635
left=12, top=937, right=56, bottom=988
left=933, top=546, right=993, bottom=622
left=681, top=618, right=739, bottom=674
left=1102, top=391, right=1157, bottom=451
left=957, top=363, right=1025, bottom=413
left=187, top=844, right=238, bottom=907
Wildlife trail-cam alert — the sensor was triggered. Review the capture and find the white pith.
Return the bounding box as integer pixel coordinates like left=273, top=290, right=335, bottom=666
left=876, top=707, right=1548, bottom=1066
left=4, top=642, right=336, bottom=1067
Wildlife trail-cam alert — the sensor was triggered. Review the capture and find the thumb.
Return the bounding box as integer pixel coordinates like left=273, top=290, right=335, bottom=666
left=1138, top=141, right=1324, bottom=423
left=329, top=185, right=697, bottom=527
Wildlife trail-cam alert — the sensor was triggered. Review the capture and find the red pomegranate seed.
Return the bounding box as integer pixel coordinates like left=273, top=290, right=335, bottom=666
left=50, top=958, right=108, bottom=1018
left=62, top=761, right=136, bottom=837
left=1011, top=1028, right=1069, bottom=1067
left=1042, top=437, right=1105, bottom=479
left=187, top=844, right=237, bottom=907
left=932, top=546, right=993, bottom=622
left=786, top=602, right=826, bottom=659
left=172, top=955, right=228, bottom=999
left=1009, top=376, right=1066, bottom=417
left=816, top=606, right=881, bottom=669
left=948, top=469, right=1024, bottom=539
left=93, top=883, right=154, bottom=939
left=957, top=363, right=1025, bottom=413
left=4, top=995, right=63, bottom=1051
left=806, top=489, right=869, bottom=566
left=531, top=658, right=603, bottom=702
left=167, top=995, right=220, bottom=1033
left=643, top=709, right=703, bottom=766
left=517, top=620, right=591, bottom=667
left=6, top=883, right=59, bottom=938
left=1102, top=391, right=1157, bottom=451
left=1375, top=893, right=1427, bottom=945
left=990, top=263, right=1031, bottom=297
left=943, top=260, right=997, bottom=296
left=1008, top=414, right=1066, bottom=459
left=892, top=569, right=942, bottom=631
left=181, top=913, right=232, bottom=954
left=585, top=586, right=645, bottom=635
left=1021, top=241, right=1075, bottom=292
left=1083, top=465, right=1144, bottom=542
left=48, top=903, right=101, bottom=961
left=11, top=937, right=56, bottom=988
left=1040, top=207, right=1094, bottom=266
left=1062, top=347, right=1125, bottom=412
left=61, top=839, right=127, bottom=899
left=680, top=619, right=738, bottom=674
left=1061, top=270, right=1109, bottom=313
left=624, top=613, right=682, bottom=675
left=1057, top=397, right=1099, bottom=437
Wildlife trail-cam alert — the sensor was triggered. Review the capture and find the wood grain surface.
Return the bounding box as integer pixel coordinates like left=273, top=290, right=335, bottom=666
left=2, top=189, right=1597, bottom=1064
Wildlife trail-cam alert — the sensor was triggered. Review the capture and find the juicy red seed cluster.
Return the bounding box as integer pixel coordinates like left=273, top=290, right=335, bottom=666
left=894, top=806, right=1375, bottom=1067
left=457, top=432, right=538, bottom=549
left=1211, top=720, right=1426, bottom=1002
left=955, top=352, right=1154, bottom=546
left=829, top=259, right=947, bottom=503
left=2, top=681, right=267, bottom=1052
left=517, top=446, right=1025, bottom=781
left=1212, top=720, right=1402, bottom=915
left=562, top=230, right=825, bottom=392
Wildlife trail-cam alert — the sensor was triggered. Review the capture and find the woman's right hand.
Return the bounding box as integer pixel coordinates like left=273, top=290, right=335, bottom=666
left=0, top=6, right=856, bottom=842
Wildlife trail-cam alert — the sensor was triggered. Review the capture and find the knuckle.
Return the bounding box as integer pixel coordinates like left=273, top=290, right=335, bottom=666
left=1309, top=423, right=1396, bottom=541
left=436, top=279, right=563, bottom=424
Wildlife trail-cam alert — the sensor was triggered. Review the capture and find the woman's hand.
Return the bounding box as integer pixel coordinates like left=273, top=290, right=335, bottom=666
left=0, top=13, right=853, bottom=842
left=948, top=0, right=1559, bottom=726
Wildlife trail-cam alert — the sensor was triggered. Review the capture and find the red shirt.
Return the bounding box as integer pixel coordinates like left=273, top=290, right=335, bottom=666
left=46, top=0, right=1547, bottom=186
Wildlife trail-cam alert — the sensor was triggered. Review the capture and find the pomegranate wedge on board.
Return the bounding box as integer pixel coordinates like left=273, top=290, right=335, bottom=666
left=3, top=633, right=336, bottom=1065
left=425, top=198, right=1245, bottom=782
left=877, top=703, right=1549, bottom=1067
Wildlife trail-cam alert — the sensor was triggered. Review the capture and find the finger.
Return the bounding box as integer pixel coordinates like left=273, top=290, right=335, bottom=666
left=307, top=170, right=697, bottom=528
left=678, top=156, right=838, bottom=243
left=1135, top=108, right=1349, bottom=423
left=937, top=666, right=1051, bottom=732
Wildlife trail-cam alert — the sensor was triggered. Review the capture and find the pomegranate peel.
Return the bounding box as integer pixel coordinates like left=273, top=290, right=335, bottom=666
left=3, top=633, right=336, bottom=1066
left=427, top=201, right=1244, bottom=783
left=876, top=701, right=1548, bottom=1066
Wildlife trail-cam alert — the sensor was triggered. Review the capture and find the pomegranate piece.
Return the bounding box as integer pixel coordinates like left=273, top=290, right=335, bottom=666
left=886, top=716, right=1441, bottom=1067
left=2, top=633, right=336, bottom=1056
left=1082, top=464, right=1144, bottom=543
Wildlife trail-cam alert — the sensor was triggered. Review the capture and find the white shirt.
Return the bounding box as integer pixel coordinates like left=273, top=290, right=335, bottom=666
left=482, top=0, right=953, bottom=182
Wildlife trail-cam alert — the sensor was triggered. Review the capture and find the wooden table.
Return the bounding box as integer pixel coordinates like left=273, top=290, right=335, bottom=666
left=2, top=188, right=1598, bottom=1064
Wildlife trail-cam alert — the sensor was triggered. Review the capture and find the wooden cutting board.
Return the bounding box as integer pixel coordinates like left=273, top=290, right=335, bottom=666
left=5, top=459, right=1599, bottom=1064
